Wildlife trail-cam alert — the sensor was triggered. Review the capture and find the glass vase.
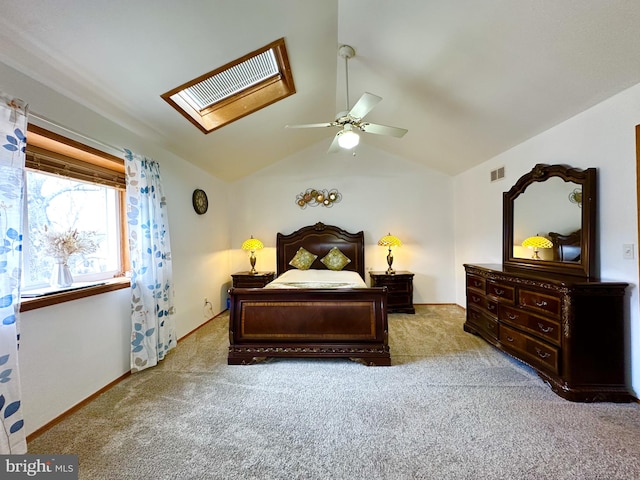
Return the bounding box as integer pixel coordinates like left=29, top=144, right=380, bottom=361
left=50, top=257, right=73, bottom=288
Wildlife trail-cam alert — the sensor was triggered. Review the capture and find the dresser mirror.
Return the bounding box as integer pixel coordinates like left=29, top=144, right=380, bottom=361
left=503, top=164, right=597, bottom=279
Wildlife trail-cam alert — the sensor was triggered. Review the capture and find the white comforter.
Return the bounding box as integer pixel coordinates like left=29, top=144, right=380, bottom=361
left=264, top=269, right=367, bottom=289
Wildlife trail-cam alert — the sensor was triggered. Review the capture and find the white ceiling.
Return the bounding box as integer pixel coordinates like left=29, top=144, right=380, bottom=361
left=1, top=1, right=640, bottom=181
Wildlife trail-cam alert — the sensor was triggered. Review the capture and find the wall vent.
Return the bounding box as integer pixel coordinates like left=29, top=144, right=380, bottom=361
left=490, top=166, right=505, bottom=182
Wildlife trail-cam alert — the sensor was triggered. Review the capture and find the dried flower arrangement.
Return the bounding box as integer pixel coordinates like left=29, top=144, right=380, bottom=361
left=41, top=226, right=98, bottom=263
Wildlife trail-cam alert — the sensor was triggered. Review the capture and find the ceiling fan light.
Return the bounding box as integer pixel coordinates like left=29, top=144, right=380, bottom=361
left=337, top=129, right=360, bottom=149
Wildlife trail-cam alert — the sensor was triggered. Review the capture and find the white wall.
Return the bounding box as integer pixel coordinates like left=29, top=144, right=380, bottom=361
left=19, top=289, right=131, bottom=434
left=229, top=141, right=457, bottom=304
left=454, top=82, right=640, bottom=398
left=1, top=60, right=231, bottom=435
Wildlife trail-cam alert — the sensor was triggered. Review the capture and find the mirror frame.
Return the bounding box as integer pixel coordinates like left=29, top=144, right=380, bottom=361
left=503, top=164, right=597, bottom=280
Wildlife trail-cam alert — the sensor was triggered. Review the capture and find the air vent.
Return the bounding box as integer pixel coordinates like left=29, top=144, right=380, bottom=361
left=490, top=166, right=505, bottom=182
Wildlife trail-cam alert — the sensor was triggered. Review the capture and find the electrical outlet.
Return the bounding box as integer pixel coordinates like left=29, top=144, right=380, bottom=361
left=623, top=244, right=635, bottom=260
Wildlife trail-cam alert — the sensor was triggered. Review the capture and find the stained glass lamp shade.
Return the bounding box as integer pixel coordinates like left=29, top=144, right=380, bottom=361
left=522, top=236, right=553, bottom=260
left=378, top=233, right=402, bottom=274
left=241, top=236, right=264, bottom=274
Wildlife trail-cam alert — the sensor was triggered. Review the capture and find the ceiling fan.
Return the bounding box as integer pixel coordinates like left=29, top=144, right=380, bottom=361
left=285, top=45, right=408, bottom=153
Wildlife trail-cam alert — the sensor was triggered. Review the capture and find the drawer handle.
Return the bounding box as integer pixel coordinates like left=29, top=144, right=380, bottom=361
left=505, top=336, right=514, bottom=342
left=487, top=304, right=496, bottom=311
left=535, top=348, right=551, bottom=359
left=534, top=300, right=548, bottom=307
left=494, top=288, right=505, bottom=295
left=472, top=295, right=480, bottom=302
left=507, top=313, right=519, bottom=320
left=473, top=280, right=482, bottom=287
left=538, top=323, right=553, bottom=333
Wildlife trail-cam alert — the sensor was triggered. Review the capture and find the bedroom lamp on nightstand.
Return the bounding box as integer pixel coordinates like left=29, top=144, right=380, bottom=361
left=378, top=233, right=402, bottom=274
left=522, top=235, right=553, bottom=260
left=241, top=236, right=264, bottom=274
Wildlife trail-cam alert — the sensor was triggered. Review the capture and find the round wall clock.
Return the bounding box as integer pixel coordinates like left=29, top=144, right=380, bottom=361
left=192, top=188, right=208, bottom=214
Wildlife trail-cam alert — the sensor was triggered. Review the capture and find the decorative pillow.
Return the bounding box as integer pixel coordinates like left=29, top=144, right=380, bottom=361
left=320, top=247, right=352, bottom=271
left=288, top=247, right=318, bottom=270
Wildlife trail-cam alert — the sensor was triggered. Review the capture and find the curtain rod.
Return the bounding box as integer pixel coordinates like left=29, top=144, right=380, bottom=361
left=28, top=111, right=125, bottom=155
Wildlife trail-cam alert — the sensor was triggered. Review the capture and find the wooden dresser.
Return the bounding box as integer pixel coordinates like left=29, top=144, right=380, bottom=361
left=464, top=264, right=630, bottom=402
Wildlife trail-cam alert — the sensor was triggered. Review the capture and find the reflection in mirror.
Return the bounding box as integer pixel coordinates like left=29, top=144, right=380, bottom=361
left=503, top=164, right=596, bottom=280
left=513, top=178, right=582, bottom=261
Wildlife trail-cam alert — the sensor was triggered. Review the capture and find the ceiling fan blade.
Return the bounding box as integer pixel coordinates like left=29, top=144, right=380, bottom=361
left=348, top=92, right=382, bottom=120
left=360, top=122, right=408, bottom=138
left=327, top=133, right=341, bottom=153
left=285, top=122, right=337, bottom=129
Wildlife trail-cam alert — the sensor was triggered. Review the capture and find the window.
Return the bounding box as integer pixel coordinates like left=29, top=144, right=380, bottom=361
left=161, top=37, right=295, bottom=133
left=22, top=125, right=128, bottom=291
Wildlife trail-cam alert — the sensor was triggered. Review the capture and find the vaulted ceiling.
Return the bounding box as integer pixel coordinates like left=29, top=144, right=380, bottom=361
left=1, top=1, right=640, bottom=181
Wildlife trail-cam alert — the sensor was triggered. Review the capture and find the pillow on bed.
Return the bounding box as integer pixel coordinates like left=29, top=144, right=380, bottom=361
left=288, top=247, right=318, bottom=270
left=320, top=247, right=351, bottom=271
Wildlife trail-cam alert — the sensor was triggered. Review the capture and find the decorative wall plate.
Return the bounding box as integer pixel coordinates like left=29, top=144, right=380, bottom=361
left=296, top=188, right=342, bottom=209
left=192, top=188, right=208, bottom=214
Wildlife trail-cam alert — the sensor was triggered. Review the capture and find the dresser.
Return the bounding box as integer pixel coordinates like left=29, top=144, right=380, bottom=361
left=464, top=264, right=629, bottom=402
left=369, top=271, right=415, bottom=313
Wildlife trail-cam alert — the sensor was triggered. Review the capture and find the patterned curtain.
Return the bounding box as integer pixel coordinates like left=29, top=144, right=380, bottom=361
left=124, top=149, right=176, bottom=373
left=0, top=94, right=27, bottom=453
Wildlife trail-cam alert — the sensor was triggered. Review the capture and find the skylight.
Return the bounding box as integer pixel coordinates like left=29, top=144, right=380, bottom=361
left=181, top=50, right=279, bottom=111
left=162, top=38, right=295, bottom=134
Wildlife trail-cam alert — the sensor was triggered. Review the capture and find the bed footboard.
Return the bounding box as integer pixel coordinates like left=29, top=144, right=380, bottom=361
left=228, top=287, right=390, bottom=366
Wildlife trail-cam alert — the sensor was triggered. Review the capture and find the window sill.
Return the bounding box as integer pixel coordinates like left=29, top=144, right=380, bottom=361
left=19, top=278, right=131, bottom=312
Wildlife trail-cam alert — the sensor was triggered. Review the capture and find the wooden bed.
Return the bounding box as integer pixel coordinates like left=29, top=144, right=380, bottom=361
left=548, top=229, right=581, bottom=262
left=228, top=222, right=390, bottom=366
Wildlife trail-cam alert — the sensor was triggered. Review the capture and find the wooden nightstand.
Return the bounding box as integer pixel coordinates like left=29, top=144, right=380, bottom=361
left=231, top=271, right=275, bottom=288
left=369, top=271, right=415, bottom=314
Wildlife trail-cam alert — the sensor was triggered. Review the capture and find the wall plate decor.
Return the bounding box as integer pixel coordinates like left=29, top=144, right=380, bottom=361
left=568, top=187, right=582, bottom=207
left=192, top=188, right=208, bottom=214
left=296, top=188, right=342, bottom=209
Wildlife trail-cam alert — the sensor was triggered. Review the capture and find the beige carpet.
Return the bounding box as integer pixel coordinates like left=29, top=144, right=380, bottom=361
left=28, top=305, right=640, bottom=479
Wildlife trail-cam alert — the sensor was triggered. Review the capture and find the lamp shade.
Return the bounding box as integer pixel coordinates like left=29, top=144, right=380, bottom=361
left=241, top=236, right=264, bottom=252
left=522, top=236, right=553, bottom=249
left=378, top=234, right=402, bottom=248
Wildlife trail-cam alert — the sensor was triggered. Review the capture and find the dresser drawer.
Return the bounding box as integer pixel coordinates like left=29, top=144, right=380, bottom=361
left=466, top=274, right=485, bottom=292
left=388, top=293, right=411, bottom=307
left=518, top=289, right=561, bottom=318
left=467, top=290, right=484, bottom=308
left=383, top=282, right=410, bottom=293
left=467, top=306, right=499, bottom=342
left=486, top=281, right=515, bottom=303
left=500, top=324, right=559, bottom=374
left=467, top=290, right=498, bottom=316
left=499, top=305, right=561, bottom=346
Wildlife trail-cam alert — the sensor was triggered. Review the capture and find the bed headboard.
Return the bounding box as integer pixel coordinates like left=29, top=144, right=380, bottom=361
left=276, top=222, right=365, bottom=278
left=548, top=230, right=581, bottom=262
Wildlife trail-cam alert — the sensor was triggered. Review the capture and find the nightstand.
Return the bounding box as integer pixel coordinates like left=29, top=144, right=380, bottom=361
left=369, top=271, right=415, bottom=314
left=231, top=271, right=275, bottom=288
